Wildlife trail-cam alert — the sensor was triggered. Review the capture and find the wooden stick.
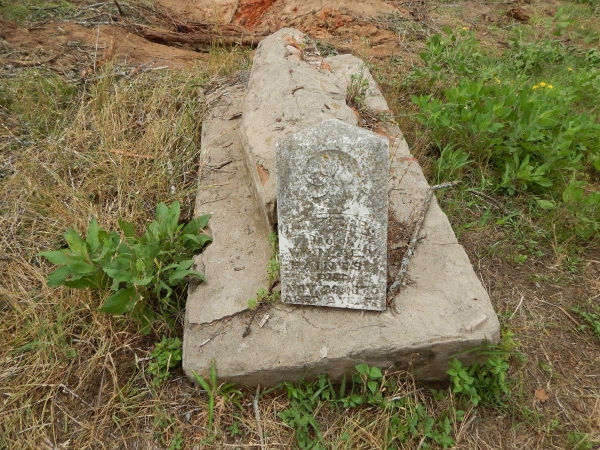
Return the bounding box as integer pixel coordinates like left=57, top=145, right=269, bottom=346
left=387, top=181, right=460, bottom=305
left=467, top=188, right=512, bottom=216
left=253, top=385, right=264, bottom=447
left=1, top=52, right=61, bottom=67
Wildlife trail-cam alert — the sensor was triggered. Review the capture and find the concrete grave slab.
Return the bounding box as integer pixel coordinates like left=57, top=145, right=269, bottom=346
left=182, top=28, right=500, bottom=387
left=183, top=75, right=272, bottom=330
left=277, top=120, right=388, bottom=310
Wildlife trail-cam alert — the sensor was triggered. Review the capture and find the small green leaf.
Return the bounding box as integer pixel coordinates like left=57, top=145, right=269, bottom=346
left=102, top=256, right=135, bottom=283
left=86, top=218, right=100, bottom=252
left=183, top=215, right=210, bottom=237
left=180, top=234, right=212, bottom=251
left=369, top=366, right=383, bottom=379
left=168, top=268, right=206, bottom=285
left=46, top=265, right=73, bottom=287
left=99, top=287, right=139, bottom=314
left=118, top=218, right=136, bottom=240
left=536, top=199, right=556, bottom=210
left=192, top=370, right=212, bottom=392
left=196, top=214, right=212, bottom=231
left=167, top=202, right=181, bottom=233
left=538, top=117, right=559, bottom=128
left=64, top=228, right=88, bottom=256
left=355, top=364, right=369, bottom=375
left=65, top=260, right=98, bottom=275
left=64, top=276, right=100, bottom=289
left=38, top=250, right=75, bottom=266
left=367, top=380, right=378, bottom=394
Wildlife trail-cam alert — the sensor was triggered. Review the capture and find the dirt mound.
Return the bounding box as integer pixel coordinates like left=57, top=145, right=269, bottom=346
left=156, top=0, right=239, bottom=24
left=240, top=0, right=404, bottom=59
left=0, top=20, right=207, bottom=71
left=152, top=0, right=410, bottom=60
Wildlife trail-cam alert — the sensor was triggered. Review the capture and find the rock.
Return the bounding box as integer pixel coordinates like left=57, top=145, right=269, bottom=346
left=240, top=28, right=358, bottom=229
left=183, top=75, right=271, bottom=329
left=277, top=120, right=388, bottom=311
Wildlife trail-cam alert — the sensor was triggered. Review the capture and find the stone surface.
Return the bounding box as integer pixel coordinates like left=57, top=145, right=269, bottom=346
left=183, top=29, right=500, bottom=387
left=276, top=120, right=388, bottom=310
left=184, top=74, right=271, bottom=329
left=240, top=28, right=359, bottom=229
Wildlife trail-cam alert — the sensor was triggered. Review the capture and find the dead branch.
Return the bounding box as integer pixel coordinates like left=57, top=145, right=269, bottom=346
left=387, top=181, right=460, bottom=305
left=467, top=188, right=512, bottom=216
left=0, top=52, right=61, bottom=67
left=130, top=23, right=265, bottom=47
left=253, top=385, right=264, bottom=447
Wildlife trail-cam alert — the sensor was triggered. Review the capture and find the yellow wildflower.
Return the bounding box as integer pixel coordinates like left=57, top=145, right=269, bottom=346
left=532, top=85, right=539, bottom=90
left=462, top=27, right=468, bottom=30
left=547, top=85, right=554, bottom=89
left=539, top=82, right=547, bottom=87
left=568, top=68, right=573, bottom=71
left=494, top=77, right=501, bottom=83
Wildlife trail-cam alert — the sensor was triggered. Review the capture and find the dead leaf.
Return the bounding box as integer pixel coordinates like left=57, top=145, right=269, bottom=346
left=535, top=388, right=549, bottom=403
left=321, top=60, right=332, bottom=72
left=350, top=106, right=362, bottom=126
left=284, top=35, right=301, bottom=50
left=575, top=401, right=584, bottom=412
left=507, top=7, right=530, bottom=22
left=373, top=127, right=391, bottom=139
left=256, top=163, right=270, bottom=186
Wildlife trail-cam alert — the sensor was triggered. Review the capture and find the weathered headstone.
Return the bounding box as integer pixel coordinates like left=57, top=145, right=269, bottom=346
left=276, top=120, right=389, bottom=311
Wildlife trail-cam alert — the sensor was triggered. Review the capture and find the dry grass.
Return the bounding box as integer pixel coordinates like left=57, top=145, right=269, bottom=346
left=0, top=49, right=263, bottom=448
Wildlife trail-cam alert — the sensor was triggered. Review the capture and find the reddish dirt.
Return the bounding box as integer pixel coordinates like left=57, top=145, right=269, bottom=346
left=230, top=0, right=405, bottom=60
left=0, top=20, right=207, bottom=71
left=235, top=0, right=279, bottom=29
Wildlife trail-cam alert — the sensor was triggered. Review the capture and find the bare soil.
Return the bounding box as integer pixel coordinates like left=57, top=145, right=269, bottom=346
left=0, top=19, right=207, bottom=71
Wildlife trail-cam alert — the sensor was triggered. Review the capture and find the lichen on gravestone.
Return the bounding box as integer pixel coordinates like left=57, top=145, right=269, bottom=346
left=276, top=119, right=389, bottom=311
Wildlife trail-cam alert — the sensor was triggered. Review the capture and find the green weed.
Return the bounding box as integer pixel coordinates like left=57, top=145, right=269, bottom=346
left=447, top=346, right=514, bottom=407
left=573, top=303, right=600, bottom=338
left=247, top=232, right=280, bottom=309
left=277, top=364, right=458, bottom=449
left=38, top=201, right=211, bottom=332
left=148, top=336, right=182, bottom=387
left=347, top=65, right=370, bottom=111
left=154, top=412, right=184, bottom=450
left=0, top=70, right=79, bottom=141
left=0, top=0, right=76, bottom=23
left=192, top=361, right=243, bottom=437
left=567, top=430, right=595, bottom=449
left=407, top=26, right=600, bottom=239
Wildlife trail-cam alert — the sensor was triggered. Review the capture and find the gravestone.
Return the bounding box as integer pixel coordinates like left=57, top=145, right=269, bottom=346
left=182, top=28, right=501, bottom=387
left=276, top=120, right=389, bottom=311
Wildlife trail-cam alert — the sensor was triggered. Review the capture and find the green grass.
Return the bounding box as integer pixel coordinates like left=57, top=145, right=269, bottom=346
left=0, top=0, right=77, bottom=24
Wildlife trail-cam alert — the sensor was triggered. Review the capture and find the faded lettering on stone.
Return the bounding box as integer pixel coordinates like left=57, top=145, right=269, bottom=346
left=276, top=120, right=388, bottom=311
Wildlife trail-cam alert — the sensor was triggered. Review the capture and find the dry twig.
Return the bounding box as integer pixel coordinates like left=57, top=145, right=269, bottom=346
left=387, top=181, right=460, bottom=305
left=253, top=385, right=264, bottom=447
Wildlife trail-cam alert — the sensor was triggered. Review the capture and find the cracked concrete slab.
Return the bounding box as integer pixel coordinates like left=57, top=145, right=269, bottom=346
left=184, top=77, right=271, bottom=328
left=182, top=28, right=500, bottom=387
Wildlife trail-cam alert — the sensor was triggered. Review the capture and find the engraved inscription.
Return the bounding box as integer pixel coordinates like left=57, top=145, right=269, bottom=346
left=276, top=120, right=389, bottom=311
